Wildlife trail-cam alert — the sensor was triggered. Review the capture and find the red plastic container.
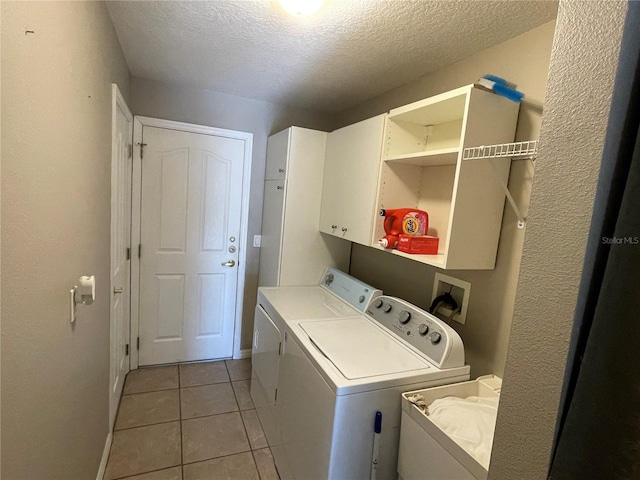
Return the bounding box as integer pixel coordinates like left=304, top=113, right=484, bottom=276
left=397, top=235, right=439, bottom=255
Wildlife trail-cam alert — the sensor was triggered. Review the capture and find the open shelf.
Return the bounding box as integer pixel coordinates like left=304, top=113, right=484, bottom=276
left=373, top=245, right=447, bottom=268
left=384, top=147, right=460, bottom=166
left=372, top=84, right=521, bottom=270
left=388, top=88, right=468, bottom=125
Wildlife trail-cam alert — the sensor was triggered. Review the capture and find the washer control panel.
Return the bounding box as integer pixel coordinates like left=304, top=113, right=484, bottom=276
left=365, top=295, right=465, bottom=369
left=322, top=267, right=382, bottom=312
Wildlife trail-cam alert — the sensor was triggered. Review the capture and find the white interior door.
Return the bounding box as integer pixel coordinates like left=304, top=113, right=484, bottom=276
left=110, top=84, right=132, bottom=429
left=138, top=126, right=245, bottom=365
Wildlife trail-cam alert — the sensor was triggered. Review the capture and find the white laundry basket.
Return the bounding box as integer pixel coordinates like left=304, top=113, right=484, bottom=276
left=398, top=375, right=502, bottom=480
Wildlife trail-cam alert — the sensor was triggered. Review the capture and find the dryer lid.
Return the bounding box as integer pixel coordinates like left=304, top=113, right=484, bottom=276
left=300, top=318, right=430, bottom=380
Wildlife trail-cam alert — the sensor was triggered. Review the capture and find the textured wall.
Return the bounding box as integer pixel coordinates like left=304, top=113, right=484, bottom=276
left=130, top=78, right=335, bottom=352
left=489, top=1, right=629, bottom=478
left=338, top=21, right=556, bottom=378
left=1, top=2, right=131, bottom=478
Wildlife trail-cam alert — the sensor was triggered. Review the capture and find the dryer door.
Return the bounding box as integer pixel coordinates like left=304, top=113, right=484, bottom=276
left=252, top=305, right=282, bottom=405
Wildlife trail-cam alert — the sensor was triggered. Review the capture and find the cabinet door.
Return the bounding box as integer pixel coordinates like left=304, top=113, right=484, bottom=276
left=252, top=305, right=282, bottom=406
left=265, top=128, right=290, bottom=180
left=320, top=114, right=386, bottom=245
left=258, top=180, right=285, bottom=287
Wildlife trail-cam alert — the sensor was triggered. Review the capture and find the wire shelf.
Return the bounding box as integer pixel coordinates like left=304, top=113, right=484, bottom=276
left=463, top=140, right=538, bottom=161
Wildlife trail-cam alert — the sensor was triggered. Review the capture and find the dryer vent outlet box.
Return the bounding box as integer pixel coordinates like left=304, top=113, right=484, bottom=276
left=432, top=273, right=471, bottom=325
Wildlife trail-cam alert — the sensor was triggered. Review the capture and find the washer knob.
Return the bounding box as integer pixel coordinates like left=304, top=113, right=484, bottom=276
left=418, top=324, right=429, bottom=336
left=374, top=299, right=384, bottom=309
left=399, top=311, right=411, bottom=324
left=383, top=303, right=393, bottom=313
left=430, top=332, right=442, bottom=345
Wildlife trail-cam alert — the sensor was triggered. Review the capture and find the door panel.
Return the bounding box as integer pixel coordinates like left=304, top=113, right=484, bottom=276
left=139, top=126, right=245, bottom=365
left=158, top=149, right=189, bottom=251
left=110, top=85, right=132, bottom=429
left=257, top=180, right=285, bottom=287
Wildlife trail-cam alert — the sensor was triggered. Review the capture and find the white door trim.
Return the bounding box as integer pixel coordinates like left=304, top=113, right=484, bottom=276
left=110, top=84, right=132, bottom=429
left=130, top=116, right=253, bottom=369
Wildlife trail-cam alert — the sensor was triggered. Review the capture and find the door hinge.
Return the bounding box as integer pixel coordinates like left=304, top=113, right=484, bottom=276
left=126, top=247, right=131, bottom=260
left=274, top=388, right=278, bottom=402
left=278, top=342, right=282, bottom=356
left=125, top=344, right=129, bottom=356
left=128, top=144, right=133, bottom=159
left=138, top=244, right=142, bottom=259
left=284, top=332, right=288, bottom=341
left=137, top=142, right=148, bottom=160
left=137, top=337, right=140, bottom=350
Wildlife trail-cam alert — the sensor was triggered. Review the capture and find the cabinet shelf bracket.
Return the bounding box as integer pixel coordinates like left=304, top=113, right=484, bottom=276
left=489, top=160, right=527, bottom=229
left=463, top=141, right=538, bottom=229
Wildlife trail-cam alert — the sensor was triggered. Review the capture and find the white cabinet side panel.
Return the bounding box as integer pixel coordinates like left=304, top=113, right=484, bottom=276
left=447, top=90, right=519, bottom=269
left=280, top=129, right=350, bottom=285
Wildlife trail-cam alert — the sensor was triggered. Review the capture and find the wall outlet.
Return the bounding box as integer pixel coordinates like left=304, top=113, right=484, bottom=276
left=431, top=273, right=471, bottom=325
left=253, top=235, right=261, bottom=247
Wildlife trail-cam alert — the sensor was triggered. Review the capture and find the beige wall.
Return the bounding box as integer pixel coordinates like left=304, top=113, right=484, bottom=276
left=129, top=78, right=335, bottom=352
left=338, top=21, right=556, bottom=378
left=1, top=2, right=131, bottom=478
left=490, top=1, right=629, bottom=478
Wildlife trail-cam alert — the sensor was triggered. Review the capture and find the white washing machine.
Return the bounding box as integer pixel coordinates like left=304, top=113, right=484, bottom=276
left=273, top=295, right=470, bottom=480
left=250, top=268, right=382, bottom=453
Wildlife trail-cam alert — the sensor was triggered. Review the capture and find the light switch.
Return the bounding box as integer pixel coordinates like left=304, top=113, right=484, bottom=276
left=253, top=235, right=262, bottom=247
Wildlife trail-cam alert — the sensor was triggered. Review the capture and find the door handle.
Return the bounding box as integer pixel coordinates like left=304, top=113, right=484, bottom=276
left=114, top=287, right=123, bottom=294
left=221, top=260, right=236, bottom=267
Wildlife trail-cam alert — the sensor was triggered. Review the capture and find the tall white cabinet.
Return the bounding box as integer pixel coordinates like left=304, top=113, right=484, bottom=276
left=258, top=127, right=351, bottom=287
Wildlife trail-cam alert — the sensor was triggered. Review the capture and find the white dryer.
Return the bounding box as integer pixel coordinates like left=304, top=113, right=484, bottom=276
left=250, top=268, right=382, bottom=452
left=273, top=295, right=470, bottom=480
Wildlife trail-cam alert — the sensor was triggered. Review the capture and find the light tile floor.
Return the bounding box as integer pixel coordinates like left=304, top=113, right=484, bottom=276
left=105, top=359, right=280, bottom=480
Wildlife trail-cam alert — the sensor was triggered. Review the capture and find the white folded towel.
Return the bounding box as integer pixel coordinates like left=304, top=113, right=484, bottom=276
left=427, top=396, right=499, bottom=470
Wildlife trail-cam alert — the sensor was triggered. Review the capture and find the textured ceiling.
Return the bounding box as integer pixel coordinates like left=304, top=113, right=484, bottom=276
left=106, top=0, right=558, bottom=113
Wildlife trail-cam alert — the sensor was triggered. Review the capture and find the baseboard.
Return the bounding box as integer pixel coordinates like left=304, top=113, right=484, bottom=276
left=236, top=348, right=252, bottom=360
left=97, top=432, right=112, bottom=480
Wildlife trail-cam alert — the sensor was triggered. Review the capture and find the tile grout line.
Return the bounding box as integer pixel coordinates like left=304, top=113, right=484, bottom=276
left=113, top=465, right=181, bottom=480
left=251, top=449, right=265, bottom=480
left=178, top=364, right=184, bottom=473
left=122, top=386, right=178, bottom=396
left=230, top=361, right=263, bottom=476
left=114, top=417, right=181, bottom=433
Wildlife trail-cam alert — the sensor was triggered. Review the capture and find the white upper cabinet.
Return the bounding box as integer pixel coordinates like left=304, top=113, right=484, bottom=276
left=264, top=129, right=289, bottom=180
left=373, top=85, right=520, bottom=270
left=319, top=114, right=386, bottom=246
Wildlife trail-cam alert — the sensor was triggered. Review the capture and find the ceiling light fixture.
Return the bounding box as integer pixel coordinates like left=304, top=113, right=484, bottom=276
left=279, top=0, right=324, bottom=17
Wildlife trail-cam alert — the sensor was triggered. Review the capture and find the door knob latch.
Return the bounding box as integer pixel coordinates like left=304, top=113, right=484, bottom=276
left=114, top=287, right=124, bottom=294
left=221, top=260, right=236, bottom=267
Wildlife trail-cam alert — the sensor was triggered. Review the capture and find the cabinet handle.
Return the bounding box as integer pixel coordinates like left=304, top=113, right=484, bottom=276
left=278, top=168, right=285, bottom=173
left=342, top=227, right=348, bottom=232
left=276, top=185, right=283, bottom=190
left=331, top=224, right=337, bottom=229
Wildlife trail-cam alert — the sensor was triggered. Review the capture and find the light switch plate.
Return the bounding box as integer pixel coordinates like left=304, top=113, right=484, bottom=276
left=253, top=235, right=261, bottom=247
